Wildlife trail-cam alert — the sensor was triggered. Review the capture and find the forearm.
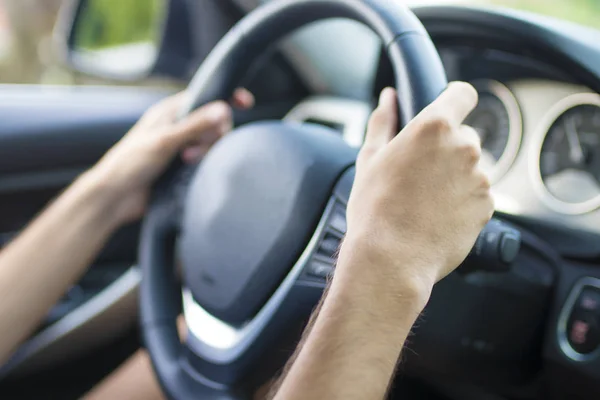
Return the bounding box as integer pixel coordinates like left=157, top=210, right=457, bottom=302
left=0, top=167, right=124, bottom=363
left=273, top=238, right=432, bottom=400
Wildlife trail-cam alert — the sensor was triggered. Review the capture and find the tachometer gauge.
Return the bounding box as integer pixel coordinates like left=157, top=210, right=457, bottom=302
left=532, top=94, right=600, bottom=214
left=464, top=80, right=522, bottom=183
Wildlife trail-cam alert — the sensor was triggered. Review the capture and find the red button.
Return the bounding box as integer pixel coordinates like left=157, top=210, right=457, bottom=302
left=567, top=313, right=600, bottom=354
left=570, top=320, right=590, bottom=345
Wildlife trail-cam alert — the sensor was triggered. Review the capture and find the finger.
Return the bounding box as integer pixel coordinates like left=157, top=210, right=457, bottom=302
left=231, top=88, right=255, bottom=110
left=179, top=127, right=223, bottom=163
left=356, top=88, right=397, bottom=169
left=168, top=101, right=232, bottom=147
left=176, top=315, right=188, bottom=341
left=364, top=87, right=398, bottom=150
left=181, top=145, right=208, bottom=164
left=459, top=124, right=482, bottom=148
left=157, top=91, right=188, bottom=111
left=415, top=81, right=478, bottom=129
left=140, top=91, right=188, bottom=127
left=455, top=125, right=483, bottom=166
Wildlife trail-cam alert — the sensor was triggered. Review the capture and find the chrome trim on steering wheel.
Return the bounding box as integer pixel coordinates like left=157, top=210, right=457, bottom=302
left=182, top=197, right=337, bottom=364
left=284, top=96, right=372, bottom=148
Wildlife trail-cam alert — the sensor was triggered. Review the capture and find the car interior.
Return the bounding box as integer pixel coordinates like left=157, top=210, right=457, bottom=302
left=0, top=0, right=600, bottom=399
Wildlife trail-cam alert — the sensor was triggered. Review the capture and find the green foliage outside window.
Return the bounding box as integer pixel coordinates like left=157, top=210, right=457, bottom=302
left=74, top=0, right=164, bottom=50
left=489, top=0, right=600, bottom=30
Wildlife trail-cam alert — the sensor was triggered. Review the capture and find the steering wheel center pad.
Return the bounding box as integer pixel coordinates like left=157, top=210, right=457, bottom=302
left=180, top=122, right=356, bottom=325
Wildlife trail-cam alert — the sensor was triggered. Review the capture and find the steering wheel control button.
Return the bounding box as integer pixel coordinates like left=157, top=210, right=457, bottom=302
left=318, top=233, right=342, bottom=259
left=576, top=287, right=600, bottom=314
left=566, top=312, right=600, bottom=355
left=459, top=219, right=521, bottom=273
left=306, top=259, right=335, bottom=279
left=328, top=204, right=347, bottom=234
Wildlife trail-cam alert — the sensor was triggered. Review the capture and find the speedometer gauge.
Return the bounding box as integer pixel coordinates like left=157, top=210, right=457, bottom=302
left=532, top=93, right=600, bottom=214
left=464, top=80, right=522, bottom=183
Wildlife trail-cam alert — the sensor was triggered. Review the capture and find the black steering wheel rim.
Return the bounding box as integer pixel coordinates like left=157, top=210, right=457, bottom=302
left=140, top=1, right=448, bottom=399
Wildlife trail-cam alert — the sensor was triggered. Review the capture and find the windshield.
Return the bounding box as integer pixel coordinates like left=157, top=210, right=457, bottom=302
left=409, top=0, right=600, bottom=30
left=256, top=0, right=600, bottom=30
left=250, top=0, right=599, bottom=99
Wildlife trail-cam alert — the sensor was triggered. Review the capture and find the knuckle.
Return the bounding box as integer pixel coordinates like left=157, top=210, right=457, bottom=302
left=357, top=143, right=377, bottom=165
left=192, top=101, right=232, bottom=130
left=420, top=115, right=452, bottom=137
left=480, top=173, right=492, bottom=191
left=214, top=100, right=233, bottom=120
left=459, top=142, right=481, bottom=164
left=462, top=125, right=481, bottom=143
left=475, top=173, right=494, bottom=224
left=464, top=129, right=482, bottom=152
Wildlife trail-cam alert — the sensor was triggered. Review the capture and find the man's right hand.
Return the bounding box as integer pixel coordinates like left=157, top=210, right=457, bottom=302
left=343, top=82, right=494, bottom=297
left=270, top=82, right=494, bottom=400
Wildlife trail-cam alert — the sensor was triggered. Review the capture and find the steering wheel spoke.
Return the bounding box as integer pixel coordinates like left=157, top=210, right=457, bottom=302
left=180, top=194, right=341, bottom=379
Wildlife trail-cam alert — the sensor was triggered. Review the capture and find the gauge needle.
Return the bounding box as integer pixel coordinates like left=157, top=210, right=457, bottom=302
left=565, top=116, right=585, bottom=165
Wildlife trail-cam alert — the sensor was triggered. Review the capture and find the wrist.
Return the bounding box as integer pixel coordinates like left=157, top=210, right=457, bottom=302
left=333, top=232, right=435, bottom=313
left=75, top=166, right=140, bottom=229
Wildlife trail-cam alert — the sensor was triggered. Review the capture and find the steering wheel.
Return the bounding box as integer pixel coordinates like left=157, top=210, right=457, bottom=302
left=139, top=0, right=447, bottom=399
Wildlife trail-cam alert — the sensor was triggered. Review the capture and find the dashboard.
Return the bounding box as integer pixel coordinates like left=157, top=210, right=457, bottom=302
left=288, top=44, right=600, bottom=236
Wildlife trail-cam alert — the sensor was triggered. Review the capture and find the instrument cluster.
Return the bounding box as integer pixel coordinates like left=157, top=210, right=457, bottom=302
left=455, top=78, right=600, bottom=218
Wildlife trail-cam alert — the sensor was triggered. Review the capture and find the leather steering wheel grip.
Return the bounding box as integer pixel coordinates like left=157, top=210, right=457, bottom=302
left=179, top=0, right=448, bottom=127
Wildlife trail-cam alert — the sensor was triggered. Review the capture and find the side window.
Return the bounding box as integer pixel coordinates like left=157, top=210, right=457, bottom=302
left=0, top=0, right=177, bottom=87
left=0, top=1, right=65, bottom=84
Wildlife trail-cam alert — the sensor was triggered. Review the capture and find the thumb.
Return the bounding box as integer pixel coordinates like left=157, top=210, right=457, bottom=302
left=359, top=88, right=398, bottom=163
left=167, top=101, right=232, bottom=149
